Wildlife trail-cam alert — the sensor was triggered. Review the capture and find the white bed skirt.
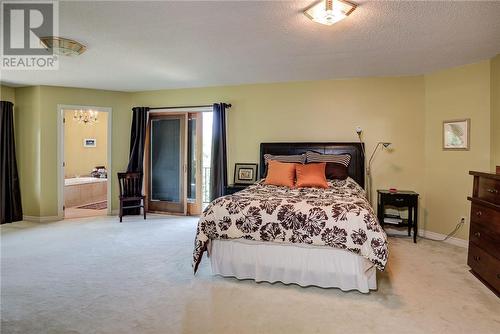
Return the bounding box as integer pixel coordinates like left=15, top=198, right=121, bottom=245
left=209, top=239, right=377, bottom=293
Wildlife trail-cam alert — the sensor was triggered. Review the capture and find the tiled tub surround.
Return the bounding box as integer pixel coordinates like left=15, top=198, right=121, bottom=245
left=64, top=177, right=107, bottom=208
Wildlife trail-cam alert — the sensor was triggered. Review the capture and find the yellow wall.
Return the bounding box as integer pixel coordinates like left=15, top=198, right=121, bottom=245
left=39, top=86, right=132, bottom=216
left=14, top=86, right=42, bottom=216
left=64, top=110, right=108, bottom=177
left=12, top=86, right=132, bottom=217
left=7, top=55, right=499, bottom=242
left=423, top=60, right=492, bottom=240
left=132, top=77, right=426, bottom=208
left=491, top=55, right=500, bottom=170
left=1, top=85, right=16, bottom=103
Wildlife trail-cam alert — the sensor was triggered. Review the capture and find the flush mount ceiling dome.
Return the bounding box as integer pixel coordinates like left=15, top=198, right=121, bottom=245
left=304, top=0, right=357, bottom=26
left=40, top=36, right=87, bottom=56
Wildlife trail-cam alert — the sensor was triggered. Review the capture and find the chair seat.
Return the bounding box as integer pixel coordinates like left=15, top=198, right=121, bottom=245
left=122, top=204, right=144, bottom=209
left=120, top=196, right=145, bottom=201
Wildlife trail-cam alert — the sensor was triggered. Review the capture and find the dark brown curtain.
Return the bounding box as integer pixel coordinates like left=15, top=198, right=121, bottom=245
left=127, top=107, right=150, bottom=173
left=209, top=103, right=228, bottom=201
left=1, top=101, right=23, bottom=224
left=126, top=106, right=149, bottom=214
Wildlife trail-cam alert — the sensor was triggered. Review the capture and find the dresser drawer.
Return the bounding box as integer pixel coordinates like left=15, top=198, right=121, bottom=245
left=470, top=203, right=500, bottom=231
left=477, top=176, right=500, bottom=205
left=468, top=243, right=500, bottom=292
left=469, top=223, right=500, bottom=260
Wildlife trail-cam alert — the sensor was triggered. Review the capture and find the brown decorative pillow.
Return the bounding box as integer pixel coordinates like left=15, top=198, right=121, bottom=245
left=324, top=163, right=349, bottom=180
left=305, top=151, right=351, bottom=180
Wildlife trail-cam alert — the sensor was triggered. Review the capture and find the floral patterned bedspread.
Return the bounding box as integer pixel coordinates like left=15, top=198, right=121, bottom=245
left=193, top=178, right=388, bottom=273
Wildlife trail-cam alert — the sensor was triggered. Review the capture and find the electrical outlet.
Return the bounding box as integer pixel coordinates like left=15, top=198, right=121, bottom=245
left=460, top=216, right=466, bottom=224
left=355, top=126, right=363, bottom=134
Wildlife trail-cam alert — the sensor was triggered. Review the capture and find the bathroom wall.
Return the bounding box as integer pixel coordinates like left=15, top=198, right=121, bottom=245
left=64, top=110, right=108, bottom=178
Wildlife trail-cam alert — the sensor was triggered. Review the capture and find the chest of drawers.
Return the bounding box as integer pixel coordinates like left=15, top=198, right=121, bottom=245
left=467, top=171, right=500, bottom=296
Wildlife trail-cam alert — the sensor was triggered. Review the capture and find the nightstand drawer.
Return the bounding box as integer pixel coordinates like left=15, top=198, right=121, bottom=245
left=382, top=195, right=412, bottom=207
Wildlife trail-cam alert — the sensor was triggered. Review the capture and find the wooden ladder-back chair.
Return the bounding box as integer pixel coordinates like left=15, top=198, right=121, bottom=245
left=117, top=172, right=146, bottom=222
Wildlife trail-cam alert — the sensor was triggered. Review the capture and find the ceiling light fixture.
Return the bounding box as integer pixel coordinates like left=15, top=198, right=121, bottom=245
left=40, top=36, right=87, bottom=56
left=304, top=0, right=357, bottom=26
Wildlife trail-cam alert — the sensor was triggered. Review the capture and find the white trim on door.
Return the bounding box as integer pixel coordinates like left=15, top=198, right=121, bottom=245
left=57, top=104, right=113, bottom=219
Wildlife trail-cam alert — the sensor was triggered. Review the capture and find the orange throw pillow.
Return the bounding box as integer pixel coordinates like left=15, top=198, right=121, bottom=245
left=296, top=163, right=328, bottom=188
left=264, top=160, right=296, bottom=187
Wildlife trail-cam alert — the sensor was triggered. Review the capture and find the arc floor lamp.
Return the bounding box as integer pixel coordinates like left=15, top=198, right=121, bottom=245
left=356, top=128, right=392, bottom=205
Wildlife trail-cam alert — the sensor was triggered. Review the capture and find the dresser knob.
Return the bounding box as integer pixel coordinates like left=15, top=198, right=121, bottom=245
left=486, top=188, right=499, bottom=194
left=474, top=231, right=481, bottom=238
left=475, top=211, right=482, bottom=217
left=473, top=256, right=481, bottom=261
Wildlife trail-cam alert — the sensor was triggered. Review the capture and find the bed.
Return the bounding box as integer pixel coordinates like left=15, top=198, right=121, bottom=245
left=193, top=142, right=388, bottom=293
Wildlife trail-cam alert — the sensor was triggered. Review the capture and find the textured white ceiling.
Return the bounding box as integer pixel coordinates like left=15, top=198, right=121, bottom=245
left=2, top=0, right=500, bottom=91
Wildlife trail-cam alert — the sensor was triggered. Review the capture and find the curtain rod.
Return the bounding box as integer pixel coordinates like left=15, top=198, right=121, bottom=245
left=148, top=103, right=232, bottom=111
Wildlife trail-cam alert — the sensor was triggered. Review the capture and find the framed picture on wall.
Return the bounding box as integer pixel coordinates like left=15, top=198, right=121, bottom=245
left=234, top=163, right=258, bottom=185
left=443, top=119, right=470, bottom=150
left=83, top=138, right=97, bottom=147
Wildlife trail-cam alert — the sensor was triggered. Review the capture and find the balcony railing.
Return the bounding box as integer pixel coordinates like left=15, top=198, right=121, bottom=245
left=202, top=167, right=211, bottom=204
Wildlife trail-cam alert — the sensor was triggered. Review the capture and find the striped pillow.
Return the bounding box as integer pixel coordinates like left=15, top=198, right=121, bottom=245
left=305, top=151, right=351, bottom=166
left=305, top=151, right=351, bottom=180
left=263, top=153, right=306, bottom=165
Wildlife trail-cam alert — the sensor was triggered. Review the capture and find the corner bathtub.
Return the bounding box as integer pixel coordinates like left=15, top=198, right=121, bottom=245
left=64, top=177, right=107, bottom=208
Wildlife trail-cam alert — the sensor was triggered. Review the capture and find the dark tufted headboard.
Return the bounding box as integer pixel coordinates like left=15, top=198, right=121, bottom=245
left=259, top=142, right=365, bottom=188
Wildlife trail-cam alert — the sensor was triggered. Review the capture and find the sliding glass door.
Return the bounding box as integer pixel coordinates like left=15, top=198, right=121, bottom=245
left=148, top=114, right=187, bottom=214
left=146, top=112, right=204, bottom=215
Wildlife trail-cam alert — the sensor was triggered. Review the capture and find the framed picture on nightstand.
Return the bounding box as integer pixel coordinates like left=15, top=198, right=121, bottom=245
left=234, top=163, right=258, bottom=185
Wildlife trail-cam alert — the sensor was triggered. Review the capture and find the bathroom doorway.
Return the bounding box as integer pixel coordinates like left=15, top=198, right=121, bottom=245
left=57, top=105, right=112, bottom=219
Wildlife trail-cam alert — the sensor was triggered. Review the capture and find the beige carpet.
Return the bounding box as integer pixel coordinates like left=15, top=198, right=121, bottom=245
left=1, top=215, right=499, bottom=334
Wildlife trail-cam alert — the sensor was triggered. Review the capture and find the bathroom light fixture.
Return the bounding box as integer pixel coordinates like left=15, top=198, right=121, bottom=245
left=73, top=110, right=98, bottom=124
left=40, top=36, right=86, bottom=56
left=304, top=0, right=357, bottom=26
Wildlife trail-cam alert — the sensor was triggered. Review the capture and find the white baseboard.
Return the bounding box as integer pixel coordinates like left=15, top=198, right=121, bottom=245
left=418, top=229, right=468, bottom=248
left=385, top=227, right=468, bottom=248
left=23, top=215, right=62, bottom=223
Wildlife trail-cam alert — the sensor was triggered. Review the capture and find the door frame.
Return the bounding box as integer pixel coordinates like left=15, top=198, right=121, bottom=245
left=145, top=107, right=210, bottom=215
left=187, top=112, right=203, bottom=215
left=57, top=104, right=113, bottom=218
left=145, top=112, right=188, bottom=215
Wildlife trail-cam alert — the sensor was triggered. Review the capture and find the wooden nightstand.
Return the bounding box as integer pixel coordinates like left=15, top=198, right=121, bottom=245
left=224, top=184, right=248, bottom=195
left=377, top=190, right=419, bottom=243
